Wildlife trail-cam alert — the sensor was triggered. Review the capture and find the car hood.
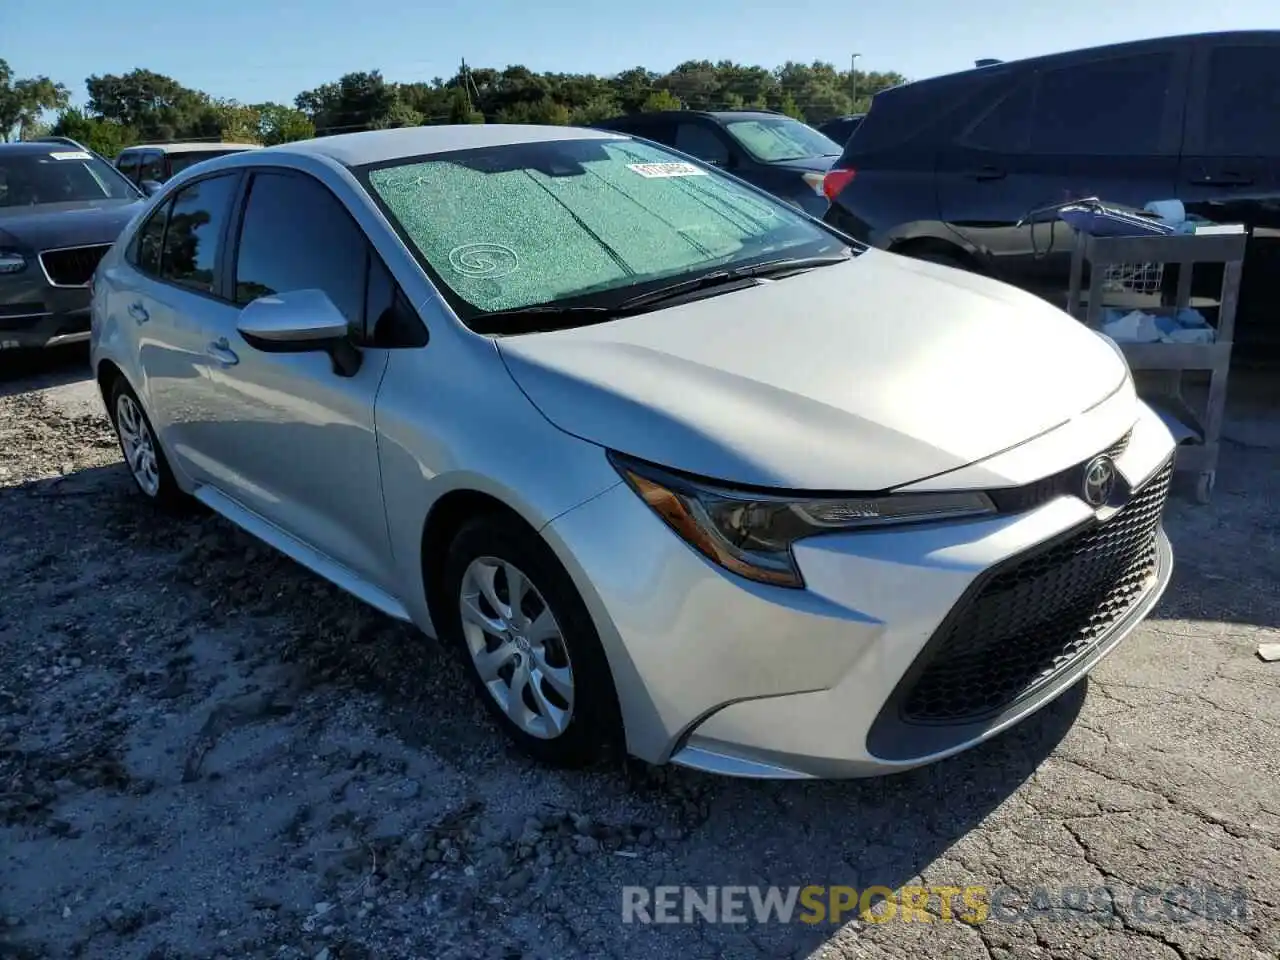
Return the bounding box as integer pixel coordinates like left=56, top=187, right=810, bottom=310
left=0, top=199, right=146, bottom=252
left=495, top=250, right=1129, bottom=491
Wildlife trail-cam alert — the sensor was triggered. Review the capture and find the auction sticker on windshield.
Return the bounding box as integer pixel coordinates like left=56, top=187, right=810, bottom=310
left=49, top=151, right=93, bottom=161
left=627, top=162, right=708, bottom=179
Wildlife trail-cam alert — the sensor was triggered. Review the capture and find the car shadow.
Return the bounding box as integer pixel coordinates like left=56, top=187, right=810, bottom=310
left=0, top=343, right=92, bottom=396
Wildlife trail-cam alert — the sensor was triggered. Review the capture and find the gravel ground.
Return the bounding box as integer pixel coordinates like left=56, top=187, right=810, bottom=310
left=1, top=346, right=1278, bottom=960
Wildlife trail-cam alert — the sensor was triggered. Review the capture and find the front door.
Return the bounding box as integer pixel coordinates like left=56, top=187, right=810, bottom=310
left=194, top=168, right=395, bottom=588
left=936, top=44, right=1190, bottom=303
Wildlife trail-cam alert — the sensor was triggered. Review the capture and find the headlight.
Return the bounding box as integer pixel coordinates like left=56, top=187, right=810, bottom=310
left=610, top=452, right=996, bottom=589
left=0, top=250, right=27, bottom=275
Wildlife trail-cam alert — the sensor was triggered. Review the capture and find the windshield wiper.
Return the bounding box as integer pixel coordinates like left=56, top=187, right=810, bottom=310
left=617, top=253, right=853, bottom=312
left=470, top=253, right=855, bottom=332
left=469, top=304, right=615, bottom=335
left=731, top=253, right=854, bottom=279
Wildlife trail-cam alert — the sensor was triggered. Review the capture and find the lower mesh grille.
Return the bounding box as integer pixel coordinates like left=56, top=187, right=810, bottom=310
left=900, top=458, right=1172, bottom=725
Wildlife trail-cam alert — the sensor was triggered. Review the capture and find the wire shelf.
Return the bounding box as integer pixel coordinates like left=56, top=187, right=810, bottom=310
left=1101, top=261, right=1165, bottom=296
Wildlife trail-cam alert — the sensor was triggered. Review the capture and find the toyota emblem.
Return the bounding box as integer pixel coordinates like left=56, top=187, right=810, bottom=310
left=1082, top=455, right=1117, bottom=507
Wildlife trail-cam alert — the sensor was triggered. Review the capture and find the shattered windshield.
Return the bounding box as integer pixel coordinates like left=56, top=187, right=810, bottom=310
left=361, top=136, right=845, bottom=322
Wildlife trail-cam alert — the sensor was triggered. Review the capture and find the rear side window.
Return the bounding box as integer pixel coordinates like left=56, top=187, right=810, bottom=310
left=673, top=122, right=730, bottom=165
left=958, top=82, right=1033, bottom=151
left=232, top=171, right=368, bottom=332
left=128, top=201, right=170, bottom=276
left=158, top=173, right=239, bottom=294
left=1030, top=52, right=1176, bottom=155
left=1203, top=45, right=1280, bottom=155
left=844, top=73, right=996, bottom=156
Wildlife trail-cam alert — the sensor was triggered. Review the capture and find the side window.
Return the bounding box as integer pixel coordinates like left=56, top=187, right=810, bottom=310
left=232, top=171, right=368, bottom=335
left=1203, top=45, right=1280, bottom=155
left=958, top=82, right=1033, bottom=152
left=630, top=121, right=677, bottom=146
left=158, top=174, right=239, bottom=294
left=128, top=201, right=171, bottom=276
left=674, top=122, right=731, bottom=165
left=1030, top=52, right=1176, bottom=156
left=139, top=151, right=165, bottom=183
left=116, top=152, right=140, bottom=183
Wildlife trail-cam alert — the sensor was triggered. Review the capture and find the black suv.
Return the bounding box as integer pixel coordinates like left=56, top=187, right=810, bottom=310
left=0, top=139, right=147, bottom=350
left=592, top=110, right=843, bottom=216
left=822, top=30, right=1280, bottom=355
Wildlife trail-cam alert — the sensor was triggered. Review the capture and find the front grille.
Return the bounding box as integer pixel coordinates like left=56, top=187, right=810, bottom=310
left=38, top=244, right=111, bottom=287
left=989, top=429, right=1132, bottom=515
left=900, top=457, right=1172, bottom=725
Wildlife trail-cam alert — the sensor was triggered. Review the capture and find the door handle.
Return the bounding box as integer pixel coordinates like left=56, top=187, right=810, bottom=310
left=965, top=166, right=1007, bottom=182
left=127, top=302, right=149, bottom=325
left=1192, top=172, right=1253, bottom=187
left=206, top=337, right=239, bottom=366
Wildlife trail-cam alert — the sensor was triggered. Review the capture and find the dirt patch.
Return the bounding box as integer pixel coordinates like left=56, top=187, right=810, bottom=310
left=1, top=353, right=1278, bottom=960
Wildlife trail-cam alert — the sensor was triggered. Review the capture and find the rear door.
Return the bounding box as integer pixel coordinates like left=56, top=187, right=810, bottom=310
left=936, top=42, right=1191, bottom=300
left=1179, top=36, right=1280, bottom=351
left=106, top=172, right=243, bottom=478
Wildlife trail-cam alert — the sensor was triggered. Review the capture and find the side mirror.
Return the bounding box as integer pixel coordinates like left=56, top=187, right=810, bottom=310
left=140, top=180, right=163, bottom=197
left=236, top=288, right=362, bottom=377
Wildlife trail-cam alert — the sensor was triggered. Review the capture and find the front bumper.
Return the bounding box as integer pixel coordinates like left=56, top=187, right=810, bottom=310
left=0, top=272, right=92, bottom=350
left=545, top=399, right=1176, bottom=779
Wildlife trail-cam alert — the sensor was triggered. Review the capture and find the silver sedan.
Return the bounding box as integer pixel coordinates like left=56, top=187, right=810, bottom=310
left=90, top=124, right=1176, bottom=779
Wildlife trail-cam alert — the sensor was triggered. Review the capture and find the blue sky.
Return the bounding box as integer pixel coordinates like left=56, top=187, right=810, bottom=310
left=7, top=0, right=1278, bottom=109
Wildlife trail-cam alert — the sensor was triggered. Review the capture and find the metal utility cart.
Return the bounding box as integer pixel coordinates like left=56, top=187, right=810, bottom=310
left=1065, top=225, right=1247, bottom=504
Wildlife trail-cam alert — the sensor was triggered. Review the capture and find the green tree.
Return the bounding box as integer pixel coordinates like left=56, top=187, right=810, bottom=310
left=446, top=87, right=484, bottom=124
left=641, top=89, right=682, bottom=112
left=496, top=97, right=570, bottom=125
left=775, top=91, right=804, bottom=120
left=295, top=70, right=400, bottom=134
left=371, top=100, right=424, bottom=129
left=51, top=107, right=132, bottom=156
left=85, top=68, right=207, bottom=140
left=253, top=103, right=315, bottom=144
left=569, top=96, right=622, bottom=125
left=0, top=60, right=71, bottom=141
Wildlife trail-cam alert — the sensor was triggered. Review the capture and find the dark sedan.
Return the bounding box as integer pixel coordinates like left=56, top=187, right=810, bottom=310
left=591, top=110, right=843, bottom=217
left=1, top=141, right=147, bottom=351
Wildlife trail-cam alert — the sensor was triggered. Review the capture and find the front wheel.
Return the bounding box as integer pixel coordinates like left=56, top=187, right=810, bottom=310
left=441, top=514, right=622, bottom=767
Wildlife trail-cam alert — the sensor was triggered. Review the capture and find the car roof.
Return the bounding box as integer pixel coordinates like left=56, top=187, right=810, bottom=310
left=262, top=123, right=626, bottom=167
left=895, top=29, right=1280, bottom=92
left=120, top=142, right=263, bottom=154
left=609, top=110, right=784, bottom=123
left=0, top=141, right=97, bottom=155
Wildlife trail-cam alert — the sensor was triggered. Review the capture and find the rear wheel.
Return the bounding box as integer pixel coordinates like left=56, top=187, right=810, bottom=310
left=441, top=514, right=622, bottom=767
left=107, top=377, right=186, bottom=509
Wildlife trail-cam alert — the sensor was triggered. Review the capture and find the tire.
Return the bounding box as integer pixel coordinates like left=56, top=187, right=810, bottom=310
left=440, top=513, right=622, bottom=767
left=107, top=376, right=186, bottom=510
